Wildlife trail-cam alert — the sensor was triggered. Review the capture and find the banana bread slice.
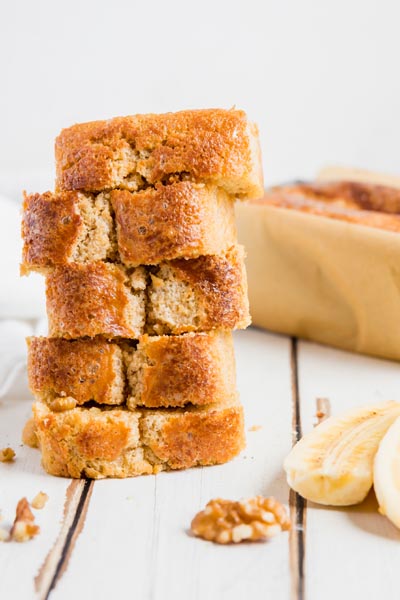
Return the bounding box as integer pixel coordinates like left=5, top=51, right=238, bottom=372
left=21, top=182, right=237, bottom=273
left=32, top=395, right=245, bottom=478
left=55, top=108, right=263, bottom=198
left=111, top=182, right=236, bottom=266
left=21, top=190, right=116, bottom=274
left=46, top=262, right=146, bottom=339
left=147, top=245, right=250, bottom=334
left=27, top=331, right=236, bottom=409
left=125, top=330, right=236, bottom=408
left=27, top=337, right=125, bottom=407
left=45, top=246, right=250, bottom=338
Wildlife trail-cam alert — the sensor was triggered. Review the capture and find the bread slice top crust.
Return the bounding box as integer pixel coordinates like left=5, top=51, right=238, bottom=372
left=32, top=394, right=245, bottom=478
left=55, top=108, right=263, bottom=199
left=258, top=181, right=400, bottom=232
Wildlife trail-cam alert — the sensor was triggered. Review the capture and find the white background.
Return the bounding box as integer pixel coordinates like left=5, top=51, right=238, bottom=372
left=1, top=0, right=400, bottom=198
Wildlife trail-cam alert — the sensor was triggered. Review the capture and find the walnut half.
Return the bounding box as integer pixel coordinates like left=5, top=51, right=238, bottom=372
left=0, top=447, right=15, bottom=462
left=191, top=496, right=291, bottom=544
left=10, top=498, right=40, bottom=542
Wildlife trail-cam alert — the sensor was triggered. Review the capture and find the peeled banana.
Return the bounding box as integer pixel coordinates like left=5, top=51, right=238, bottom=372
left=373, top=416, right=400, bottom=528
left=284, top=401, right=400, bottom=506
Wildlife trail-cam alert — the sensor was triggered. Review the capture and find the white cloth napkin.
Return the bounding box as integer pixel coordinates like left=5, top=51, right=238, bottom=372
left=0, top=194, right=46, bottom=319
left=0, top=192, right=48, bottom=396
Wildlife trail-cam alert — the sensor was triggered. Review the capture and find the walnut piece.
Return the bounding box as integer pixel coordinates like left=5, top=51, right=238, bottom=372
left=10, top=498, right=40, bottom=542
left=31, top=492, right=49, bottom=510
left=0, top=447, right=15, bottom=462
left=49, top=396, right=77, bottom=412
left=22, top=418, right=39, bottom=448
left=191, top=496, right=291, bottom=544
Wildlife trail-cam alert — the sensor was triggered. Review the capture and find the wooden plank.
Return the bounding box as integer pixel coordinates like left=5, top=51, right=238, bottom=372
left=51, top=329, right=294, bottom=600
left=297, top=340, right=400, bottom=600
left=0, top=370, right=72, bottom=600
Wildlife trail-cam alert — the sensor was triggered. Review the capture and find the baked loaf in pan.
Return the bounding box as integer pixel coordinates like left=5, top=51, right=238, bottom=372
left=55, top=108, right=263, bottom=199
left=21, top=181, right=237, bottom=272
left=27, top=331, right=236, bottom=409
left=32, top=395, right=245, bottom=479
left=263, top=181, right=400, bottom=232
left=45, top=245, right=250, bottom=338
left=236, top=177, right=400, bottom=361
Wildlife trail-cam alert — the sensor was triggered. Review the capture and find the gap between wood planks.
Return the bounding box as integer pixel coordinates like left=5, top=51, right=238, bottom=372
left=35, top=479, right=94, bottom=600
left=289, top=338, right=306, bottom=600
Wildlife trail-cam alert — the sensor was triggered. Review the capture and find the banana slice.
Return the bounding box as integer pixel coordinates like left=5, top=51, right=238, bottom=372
left=373, top=416, right=400, bottom=528
left=284, top=401, right=400, bottom=506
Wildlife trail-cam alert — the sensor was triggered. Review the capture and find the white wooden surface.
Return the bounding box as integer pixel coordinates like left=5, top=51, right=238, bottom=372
left=1, top=326, right=400, bottom=600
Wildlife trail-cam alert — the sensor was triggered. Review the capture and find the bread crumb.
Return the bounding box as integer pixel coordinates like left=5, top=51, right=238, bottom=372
left=248, top=425, right=262, bottom=432
left=22, top=418, right=38, bottom=448
left=10, top=498, right=40, bottom=542
left=0, top=527, right=9, bottom=542
left=191, top=496, right=291, bottom=544
left=31, top=492, right=48, bottom=510
left=0, top=447, right=15, bottom=462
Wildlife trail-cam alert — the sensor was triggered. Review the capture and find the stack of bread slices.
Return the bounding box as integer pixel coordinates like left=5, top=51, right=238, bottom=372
left=21, top=108, right=264, bottom=479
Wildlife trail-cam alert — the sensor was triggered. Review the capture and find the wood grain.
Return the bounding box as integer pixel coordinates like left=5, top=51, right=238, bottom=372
left=35, top=480, right=93, bottom=599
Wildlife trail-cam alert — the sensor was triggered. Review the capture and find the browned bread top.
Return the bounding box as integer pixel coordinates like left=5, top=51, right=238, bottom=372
left=260, top=181, right=400, bottom=232
left=55, top=108, right=263, bottom=198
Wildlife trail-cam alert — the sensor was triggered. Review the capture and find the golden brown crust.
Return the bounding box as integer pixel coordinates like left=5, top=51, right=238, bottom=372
left=27, top=337, right=125, bottom=405
left=111, top=181, right=236, bottom=266
left=45, top=262, right=145, bottom=339
left=55, top=109, right=263, bottom=198
left=260, top=181, right=400, bottom=232
left=127, top=331, right=236, bottom=408
left=141, top=402, right=245, bottom=470
left=21, top=191, right=82, bottom=274
left=33, top=397, right=244, bottom=479
left=33, top=403, right=146, bottom=478
left=148, top=245, right=251, bottom=334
